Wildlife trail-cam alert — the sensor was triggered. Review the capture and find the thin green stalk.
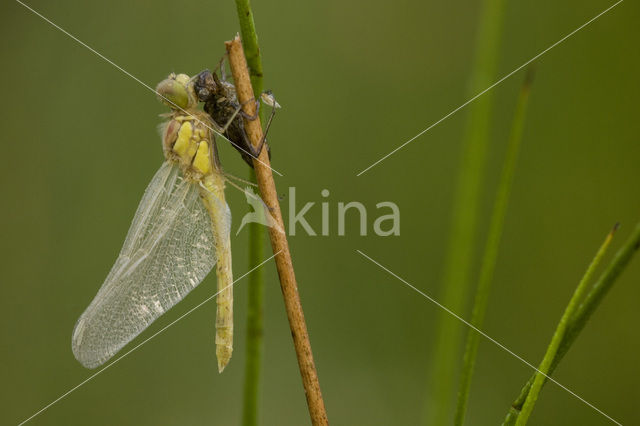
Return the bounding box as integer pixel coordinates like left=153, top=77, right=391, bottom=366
left=454, top=67, right=534, bottom=426
left=243, top=194, right=265, bottom=426
left=234, top=1, right=265, bottom=425
left=235, top=0, right=263, bottom=95
left=503, top=221, right=640, bottom=425
left=515, top=224, right=618, bottom=425
left=425, top=0, right=507, bottom=424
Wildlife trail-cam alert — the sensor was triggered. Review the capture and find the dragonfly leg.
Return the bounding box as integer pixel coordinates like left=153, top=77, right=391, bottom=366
left=229, top=98, right=269, bottom=162
left=219, top=103, right=244, bottom=133
left=215, top=55, right=227, bottom=81
left=222, top=171, right=259, bottom=187
left=239, top=97, right=260, bottom=121
left=242, top=93, right=279, bottom=160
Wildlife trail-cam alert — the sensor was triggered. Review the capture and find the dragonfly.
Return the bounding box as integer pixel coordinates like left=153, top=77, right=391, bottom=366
left=72, top=72, right=237, bottom=372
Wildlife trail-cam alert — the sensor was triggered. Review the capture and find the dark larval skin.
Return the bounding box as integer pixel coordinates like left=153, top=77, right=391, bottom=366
left=195, top=69, right=271, bottom=168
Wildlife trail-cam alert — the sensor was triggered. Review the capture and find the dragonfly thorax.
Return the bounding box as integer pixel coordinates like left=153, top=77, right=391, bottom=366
left=162, top=111, right=220, bottom=182
left=156, top=73, right=222, bottom=182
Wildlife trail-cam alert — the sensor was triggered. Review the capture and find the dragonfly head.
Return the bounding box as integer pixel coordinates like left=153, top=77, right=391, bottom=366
left=156, top=73, right=197, bottom=110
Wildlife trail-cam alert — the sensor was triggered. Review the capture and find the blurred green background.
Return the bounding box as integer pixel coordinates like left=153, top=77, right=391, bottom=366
left=2, top=0, right=639, bottom=425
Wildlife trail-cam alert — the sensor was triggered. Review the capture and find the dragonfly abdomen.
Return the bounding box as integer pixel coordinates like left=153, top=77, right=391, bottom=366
left=200, top=173, right=234, bottom=372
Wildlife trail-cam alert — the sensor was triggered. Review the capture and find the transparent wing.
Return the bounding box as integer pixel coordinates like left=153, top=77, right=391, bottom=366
left=72, top=162, right=216, bottom=368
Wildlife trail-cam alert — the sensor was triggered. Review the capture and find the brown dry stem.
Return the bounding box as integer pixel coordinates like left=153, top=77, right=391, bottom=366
left=225, top=35, right=329, bottom=426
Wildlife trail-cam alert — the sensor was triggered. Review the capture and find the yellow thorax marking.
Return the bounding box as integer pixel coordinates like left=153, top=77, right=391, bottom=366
left=173, top=121, right=193, bottom=158
left=193, top=140, right=212, bottom=175
left=167, top=114, right=215, bottom=180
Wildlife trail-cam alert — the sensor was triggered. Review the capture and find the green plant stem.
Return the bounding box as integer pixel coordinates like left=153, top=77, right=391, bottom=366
left=454, top=67, right=534, bottom=426
left=235, top=0, right=263, bottom=94
left=503, top=221, right=640, bottom=425
left=425, top=0, right=506, bottom=424
left=234, top=1, right=265, bottom=425
left=515, top=224, right=618, bottom=426
left=243, top=187, right=265, bottom=426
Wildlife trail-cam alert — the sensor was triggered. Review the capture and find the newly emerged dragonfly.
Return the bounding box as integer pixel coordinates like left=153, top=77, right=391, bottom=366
left=72, top=73, right=236, bottom=372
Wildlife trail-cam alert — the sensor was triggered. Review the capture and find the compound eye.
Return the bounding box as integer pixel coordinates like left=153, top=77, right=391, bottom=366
left=156, top=77, right=189, bottom=110
left=174, top=73, right=190, bottom=86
